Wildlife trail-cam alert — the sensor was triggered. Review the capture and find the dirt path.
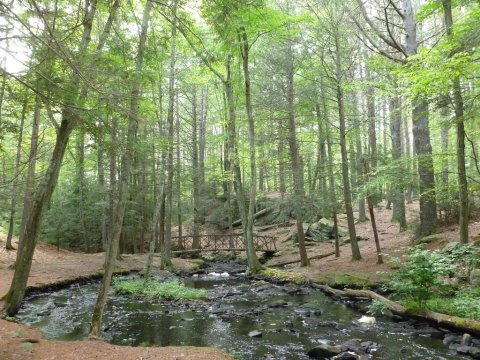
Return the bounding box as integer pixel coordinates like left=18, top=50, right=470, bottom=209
left=0, top=230, right=232, bottom=360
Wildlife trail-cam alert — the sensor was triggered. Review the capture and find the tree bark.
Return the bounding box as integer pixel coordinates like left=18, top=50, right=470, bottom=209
left=192, top=87, right=201, bottom=251
left=163, top=0, right=179, bottom=269
left=240, top=26, right=262, bottom=273
left=285, top=35, right=309, bottom=267
left=362, top=158, right=383, bottom=264
left=402, top=0, right=438, bottom=236
left=6, top=94, right=27, bottom=250
left=442, top=0, right=468, bottom=243
left=334, top=30, right=361, bottom=260
left=89, top=0, right=152, bottom=337
left=390, top=89, right=407, bottom=231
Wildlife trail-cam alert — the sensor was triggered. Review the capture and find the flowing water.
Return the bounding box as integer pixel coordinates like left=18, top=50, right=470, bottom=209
left=15, top=269, right=469, bottom=360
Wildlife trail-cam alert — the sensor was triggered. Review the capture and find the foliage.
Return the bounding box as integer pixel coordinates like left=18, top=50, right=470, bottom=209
left=113, top=278, right=208, bottom=300
left=386, top=247, right=457, bottom=307
left=367, top=299, right=390, bottom=316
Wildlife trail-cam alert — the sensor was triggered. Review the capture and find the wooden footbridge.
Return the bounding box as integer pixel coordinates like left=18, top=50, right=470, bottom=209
left=170, top=233, right=277, bottom=255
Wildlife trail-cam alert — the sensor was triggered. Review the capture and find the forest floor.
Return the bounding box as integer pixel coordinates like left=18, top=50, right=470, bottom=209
left=266, top=201, right=480, bottom=286
left=1, top=201, right=479, bottom=359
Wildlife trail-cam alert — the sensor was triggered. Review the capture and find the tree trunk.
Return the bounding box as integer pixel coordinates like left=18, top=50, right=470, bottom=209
left=192, top=87, right=201, bottom=251
left=6, top=95, right=27, bottom=250
left=163, top=0, right=178, bottom=269
left=322, top=81, right=340, bottom=258
left=175, top=92, right=182, bottom=244
left=390, top=89, right=407, bottom=231
left=362, top=158, right=383, bottom=264
left=97, top=134, right=107, bottom=251
left=356, top=126, right=367, bottom=222
left=442, top=0, right=468, bottom=243
left=334, top=30, right=361, bottom=260
left=89, top=0, right=152, bottom=337
left=366, top=68, right=377, bottom=172
left=402, top=0, right=438, bottom=236
left=76, top=127, right=90, bottom=252
left=239, top=27, right=262, bottom=273
left=404, top=111, right=413, bottom=204
left=285, top=36, right=309, bottom=267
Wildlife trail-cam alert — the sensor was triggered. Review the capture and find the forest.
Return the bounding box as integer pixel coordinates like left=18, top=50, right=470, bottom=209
left=0, top=0, right=480, bottom=359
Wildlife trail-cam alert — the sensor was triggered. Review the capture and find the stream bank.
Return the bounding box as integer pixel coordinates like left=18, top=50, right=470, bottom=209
left=12, top=260, right=477, bottom=360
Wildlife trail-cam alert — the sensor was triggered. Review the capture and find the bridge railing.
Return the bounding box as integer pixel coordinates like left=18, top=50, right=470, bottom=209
left=170, top=234, right=276, bottom=252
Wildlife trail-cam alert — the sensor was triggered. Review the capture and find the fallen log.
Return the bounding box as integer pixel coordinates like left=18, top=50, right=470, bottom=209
left=312, top=284, right=480, bottom=336
left=270, top=251, right=335, bottom=267
left=231, top=208, right=272, bottom=227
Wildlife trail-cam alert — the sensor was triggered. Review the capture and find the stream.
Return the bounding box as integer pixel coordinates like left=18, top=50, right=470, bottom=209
left=15, top=263, right=472, bottom=360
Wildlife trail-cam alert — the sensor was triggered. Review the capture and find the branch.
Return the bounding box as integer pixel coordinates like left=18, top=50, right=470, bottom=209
left=354, top=0, right=405, bottom=55
left=388, top=0, right=405, bottom=20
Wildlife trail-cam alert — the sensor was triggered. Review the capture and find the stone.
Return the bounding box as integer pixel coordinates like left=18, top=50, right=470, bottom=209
left=333, top=352, right=360, bottom=360
left=357, top=316, right=376, bottom=325
left=413, top=327, right=444, bottom=339
left=469, top=347, right=480, bottom=359
left=361, top=341, right=380, bottom=353
left=441, top=241, right=461, bottom=253
left=307, top=344, right=343, bottom=359
left=269, top=299, right=288, bottom=308
left=340, top=339, right=362, bottom=354
left=461, top=333, right=472, bottom=346
left=248, top=330, right=262, bottom=338
left=449, top=343, right=460, bottom=351
left=443, top=334, right=459, bottom=346
left=414, top=234, right=441, bottom=246
left=457, top=345, right=471, bottom=355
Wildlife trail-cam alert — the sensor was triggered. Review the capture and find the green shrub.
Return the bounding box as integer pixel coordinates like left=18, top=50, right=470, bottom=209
left=386, top=247, right=457, bottom=307
left=114, top=278, right=208, bottom=300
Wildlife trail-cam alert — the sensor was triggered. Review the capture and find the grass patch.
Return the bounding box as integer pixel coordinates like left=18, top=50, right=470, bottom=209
left=403, top=287, right=480, bottom=320
left=262, top=268, right=307, bottom=285
left=190, top=259, right=205, bottom=271
left=114, top=278, right=208, bottom=300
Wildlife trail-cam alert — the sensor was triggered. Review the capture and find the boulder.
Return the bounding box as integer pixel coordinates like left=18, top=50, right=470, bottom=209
left=307, top=344, right=343, bottom=359
left=414, top=234, right=441, bottom=246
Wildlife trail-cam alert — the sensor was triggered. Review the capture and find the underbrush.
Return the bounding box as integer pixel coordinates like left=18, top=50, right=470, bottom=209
left=382, top=244, right=480, bottom=320
left=114, top=278, right=208, bottom=300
